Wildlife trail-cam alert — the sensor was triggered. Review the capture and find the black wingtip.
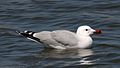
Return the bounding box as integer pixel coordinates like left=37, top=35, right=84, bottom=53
left=17, top=30, right=41, bottom=42
left=17, top=30, right=35, bottom=38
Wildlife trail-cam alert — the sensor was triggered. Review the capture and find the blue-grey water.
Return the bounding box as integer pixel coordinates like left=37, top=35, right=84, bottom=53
left=0, top=0, right=120, bottom=68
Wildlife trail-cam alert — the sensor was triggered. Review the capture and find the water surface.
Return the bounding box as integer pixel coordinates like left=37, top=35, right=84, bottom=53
left=0, top=0, right=120, bottom=68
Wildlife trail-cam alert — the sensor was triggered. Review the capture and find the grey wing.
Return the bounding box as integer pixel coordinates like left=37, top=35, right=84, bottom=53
left=33, top=31, right=65, bottom=48
left=51, top=30, right=78, bottom=46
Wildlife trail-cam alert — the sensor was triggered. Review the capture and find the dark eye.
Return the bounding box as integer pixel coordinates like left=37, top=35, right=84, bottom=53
left=86, top=29, right=88, bottom=31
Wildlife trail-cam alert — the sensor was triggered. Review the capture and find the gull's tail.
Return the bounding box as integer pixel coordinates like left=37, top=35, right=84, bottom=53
left=17, top=30, right=40, bottom=42
left=17, top=30, right=35, bottom=38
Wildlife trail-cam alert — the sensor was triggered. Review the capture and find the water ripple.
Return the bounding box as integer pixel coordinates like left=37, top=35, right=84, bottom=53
left=0, top=0, right=120, bottom=68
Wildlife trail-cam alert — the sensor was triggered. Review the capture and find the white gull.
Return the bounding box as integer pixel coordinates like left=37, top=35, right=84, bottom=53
left=18, top=25, right=101, bottom=49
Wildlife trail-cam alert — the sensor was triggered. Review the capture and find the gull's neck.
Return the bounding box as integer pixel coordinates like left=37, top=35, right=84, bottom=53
left=76, top=32, right=93, bottom=48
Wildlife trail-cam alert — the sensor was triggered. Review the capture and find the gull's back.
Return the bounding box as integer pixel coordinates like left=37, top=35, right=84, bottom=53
left=33, top=30, right=78, bottom=48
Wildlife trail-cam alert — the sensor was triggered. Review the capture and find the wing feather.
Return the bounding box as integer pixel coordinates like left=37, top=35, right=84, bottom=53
left=51, top=30, right=78, bottom=46
left=33, top=31, right=65, bottom=48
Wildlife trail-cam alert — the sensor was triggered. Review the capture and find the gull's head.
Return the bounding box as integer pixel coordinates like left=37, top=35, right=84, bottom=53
left=76, top=25, right=101, bottom=36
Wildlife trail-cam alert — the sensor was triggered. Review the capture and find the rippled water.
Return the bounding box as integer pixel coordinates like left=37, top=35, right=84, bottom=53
left=0, top=0, right=120, bottom=68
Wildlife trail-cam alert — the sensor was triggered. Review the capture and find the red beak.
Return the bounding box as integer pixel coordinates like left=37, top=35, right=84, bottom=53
left=94, top=29, right=102, bottom=34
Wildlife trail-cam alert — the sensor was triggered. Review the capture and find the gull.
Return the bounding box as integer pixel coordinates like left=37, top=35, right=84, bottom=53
left=18, top=25, right=101, bottom=49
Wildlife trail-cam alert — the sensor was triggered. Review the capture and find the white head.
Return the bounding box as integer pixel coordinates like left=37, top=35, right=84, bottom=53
left=76, top=25, right=101, bottom=48
left=76, top=25, right=96, bottom=36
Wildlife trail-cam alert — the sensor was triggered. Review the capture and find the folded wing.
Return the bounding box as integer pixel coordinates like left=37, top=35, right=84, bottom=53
left=33, top=30, right=78, bottom=49
left=51, top=30, right=78, bottom=46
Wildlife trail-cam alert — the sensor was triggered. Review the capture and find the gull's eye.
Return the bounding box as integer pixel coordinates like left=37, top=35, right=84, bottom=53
left=85, top=29, right=88, bottom=31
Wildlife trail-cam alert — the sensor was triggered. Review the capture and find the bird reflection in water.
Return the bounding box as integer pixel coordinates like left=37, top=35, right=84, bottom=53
left=34, top=48, right=96, bottom=65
